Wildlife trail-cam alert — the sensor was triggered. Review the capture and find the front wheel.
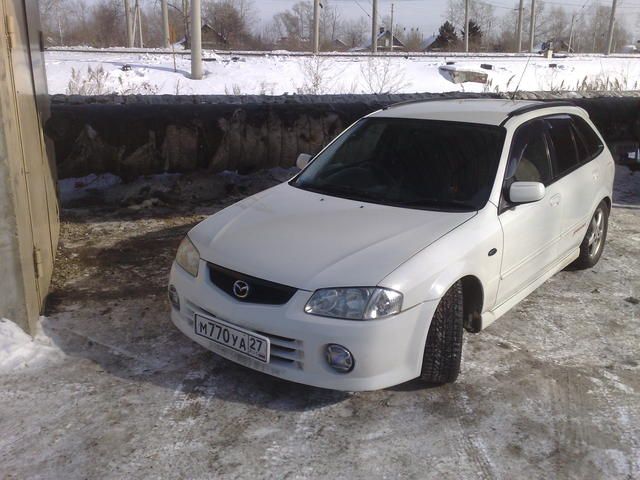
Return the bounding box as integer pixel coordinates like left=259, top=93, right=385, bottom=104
left=420, top=281, right=464, bottom=385
left=572, top=200, right=609, bottom=270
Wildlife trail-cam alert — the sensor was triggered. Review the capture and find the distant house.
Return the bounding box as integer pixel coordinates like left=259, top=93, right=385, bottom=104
left=201, top=23, right=228, bottom=49
left=353, top=27, right=406, bottom=52
left=332, top=38, right=348, bottom=51
left=420, top=34, right=438, bottom=52
left=539, top=38, right=572, bottom=53
left=181, top=23, right=228, bottom=50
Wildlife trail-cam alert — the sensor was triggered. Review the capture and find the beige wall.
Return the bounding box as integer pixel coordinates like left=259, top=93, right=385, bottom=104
left=0, top=0, right=59, bottom=333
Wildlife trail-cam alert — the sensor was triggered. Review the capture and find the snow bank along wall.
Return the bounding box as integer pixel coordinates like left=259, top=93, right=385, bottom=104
left=47, top=92, right=640, bottom=180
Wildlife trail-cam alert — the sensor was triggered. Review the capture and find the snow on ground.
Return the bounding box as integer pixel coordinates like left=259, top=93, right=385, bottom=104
left=0, top=318, right=64, bottom=371
left=0, top=166, right=638, bottom=478
left=45, top=50, right=640, bottom=96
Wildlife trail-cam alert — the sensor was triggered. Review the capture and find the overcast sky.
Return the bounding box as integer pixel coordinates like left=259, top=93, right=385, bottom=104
left=254, top=0, right=456, bottom=37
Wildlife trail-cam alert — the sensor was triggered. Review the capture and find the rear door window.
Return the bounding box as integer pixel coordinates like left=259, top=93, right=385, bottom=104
left=546, top=115, right=580, bottom=178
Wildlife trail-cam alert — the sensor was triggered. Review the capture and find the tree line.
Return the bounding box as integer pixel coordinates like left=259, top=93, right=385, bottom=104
left=40, top=0, right=634, bottom=53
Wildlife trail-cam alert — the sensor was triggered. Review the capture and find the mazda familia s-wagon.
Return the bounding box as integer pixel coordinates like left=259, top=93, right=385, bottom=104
left=168, top=99, right=614, bottom=391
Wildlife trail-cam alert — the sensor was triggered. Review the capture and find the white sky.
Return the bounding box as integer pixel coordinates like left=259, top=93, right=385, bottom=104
left=255, top=0, right=460, bottom=37
left=252, top=0, right=638, bottom=39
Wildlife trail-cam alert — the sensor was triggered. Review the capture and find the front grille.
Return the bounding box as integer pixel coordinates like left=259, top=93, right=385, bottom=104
left=208, top=263, right=297, bottom=305
left=256, top=330, right=304, bottom=369
left=184, top=301, right=304, bottom=370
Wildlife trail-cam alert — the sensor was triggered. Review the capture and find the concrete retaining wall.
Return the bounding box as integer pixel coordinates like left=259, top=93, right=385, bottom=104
left=47, top=92, right=640, bottom=180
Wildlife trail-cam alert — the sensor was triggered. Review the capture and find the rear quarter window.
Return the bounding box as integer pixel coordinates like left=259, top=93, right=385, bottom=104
left=571, top=116, right=604, bottom=162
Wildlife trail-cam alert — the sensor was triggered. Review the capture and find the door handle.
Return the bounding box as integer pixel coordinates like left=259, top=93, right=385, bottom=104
left=549, top=193, right=561, bottom=207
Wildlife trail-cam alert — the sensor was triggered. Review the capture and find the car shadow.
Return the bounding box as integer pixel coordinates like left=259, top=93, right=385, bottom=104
left=43, top=219, right=351, bottom=412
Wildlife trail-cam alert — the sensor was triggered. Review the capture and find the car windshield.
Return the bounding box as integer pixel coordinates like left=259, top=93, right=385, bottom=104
left=291, top=117, right=505, bottom=211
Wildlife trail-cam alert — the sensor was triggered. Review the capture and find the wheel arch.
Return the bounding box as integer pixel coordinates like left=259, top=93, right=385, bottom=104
left=460, top=275, right=484, bottom=333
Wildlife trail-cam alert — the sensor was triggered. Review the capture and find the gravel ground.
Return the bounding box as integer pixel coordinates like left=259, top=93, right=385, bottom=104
left=1, top=166, right=639, bottom=480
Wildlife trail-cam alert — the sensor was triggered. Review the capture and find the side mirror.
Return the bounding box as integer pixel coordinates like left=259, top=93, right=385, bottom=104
left=509, top=181, right=545, bottom=204
left=296, top=153, right=312, bottom=169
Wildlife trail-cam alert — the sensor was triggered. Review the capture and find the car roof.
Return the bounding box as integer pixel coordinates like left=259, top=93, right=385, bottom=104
left=369, top=98, right=581, bottom=126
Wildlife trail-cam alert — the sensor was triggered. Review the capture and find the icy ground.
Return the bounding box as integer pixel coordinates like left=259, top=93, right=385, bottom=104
left=0, top=166, right=639, bottom=478
left=45, top=49, right=640, bottom=95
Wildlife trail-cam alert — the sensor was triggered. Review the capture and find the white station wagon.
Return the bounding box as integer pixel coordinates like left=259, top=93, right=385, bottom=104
left=168, top=99, right=614, bottom=391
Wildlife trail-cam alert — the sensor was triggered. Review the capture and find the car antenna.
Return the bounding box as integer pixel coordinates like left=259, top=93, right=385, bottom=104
left=510, top=55, right=533, bottom=101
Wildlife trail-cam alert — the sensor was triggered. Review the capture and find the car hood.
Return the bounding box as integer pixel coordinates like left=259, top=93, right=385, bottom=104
left=189, top=183, right=476, bottom=291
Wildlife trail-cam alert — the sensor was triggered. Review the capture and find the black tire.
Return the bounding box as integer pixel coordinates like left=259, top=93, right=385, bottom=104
left=572, top=200, right=609, bottom=270
left=420, top=280, right=464, bottom=384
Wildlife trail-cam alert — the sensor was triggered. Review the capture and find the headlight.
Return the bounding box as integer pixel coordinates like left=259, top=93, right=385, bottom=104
left=175, top=236, right=200, bottom=277
left=304, top=287, right=403, bottom=320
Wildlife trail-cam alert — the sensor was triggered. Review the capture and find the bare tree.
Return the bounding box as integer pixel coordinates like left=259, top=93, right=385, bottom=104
left=340, top=17, right=368, bottom=48
left=359, top=57, right=409, bottom=94
left=446, top=0, right=496, bottom=43
left=297, top=56, right=337, bottom=94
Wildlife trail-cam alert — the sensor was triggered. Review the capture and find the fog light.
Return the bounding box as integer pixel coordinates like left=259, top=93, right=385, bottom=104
left=325, top=344, right=354, bottom=373
left=168, top=285, right=180, bottom=310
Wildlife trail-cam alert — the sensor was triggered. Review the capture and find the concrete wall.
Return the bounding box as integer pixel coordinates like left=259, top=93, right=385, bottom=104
left=47, top=92, right=640, bottom=180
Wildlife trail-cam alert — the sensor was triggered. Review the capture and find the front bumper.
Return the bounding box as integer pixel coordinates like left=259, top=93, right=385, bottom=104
left=169, top=261, right=438, bottom=391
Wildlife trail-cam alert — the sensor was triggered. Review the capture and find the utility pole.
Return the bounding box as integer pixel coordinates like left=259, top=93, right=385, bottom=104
left=464, top=0, right=469, bottom=53
left=162, top=0, right=170, bottom=49
left=605, top=0, right=618, bottom=54
left=191, top=0, right=203, bottom=79
left=528, top=0, right=536, bottom=53
left=516, top=0, right=524, bottom=52
left=183, top=0, right=190, bottom=48
left=124, top=0, right=133, bottom=47
left=390, top=3, right=395, bottom=52
left=568, top=13, right=576, bottom=53
left=371, top=0, right=378, bottom=54
left=136, top=0, right=144, bottom=48
left=312, top=0, right=320, bottom=54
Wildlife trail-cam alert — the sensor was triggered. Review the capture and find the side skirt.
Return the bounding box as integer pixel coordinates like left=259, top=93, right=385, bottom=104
left=480, top=248, right=580, bottom=330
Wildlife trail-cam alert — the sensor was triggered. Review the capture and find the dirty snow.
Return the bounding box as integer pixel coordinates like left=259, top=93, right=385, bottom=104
left=0, top=318, right=64, bottom=371
left=0, top=165, right=638, bottom=478
left=45, top=49, right=640, bottom=95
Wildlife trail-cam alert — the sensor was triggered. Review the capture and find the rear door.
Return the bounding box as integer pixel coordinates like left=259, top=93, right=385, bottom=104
left=496, top=120, right=563, bottom=305
left=544, top=115, right=599, bottom=259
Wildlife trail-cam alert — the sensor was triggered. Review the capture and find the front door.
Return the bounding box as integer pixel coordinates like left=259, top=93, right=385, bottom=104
left=496, top=119, right=563, bottom=306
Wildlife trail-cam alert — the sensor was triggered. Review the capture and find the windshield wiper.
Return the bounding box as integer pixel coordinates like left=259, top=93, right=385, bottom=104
left=299, top=183, right=377, bottom=201
left=399, top=198, right=477, bottom=210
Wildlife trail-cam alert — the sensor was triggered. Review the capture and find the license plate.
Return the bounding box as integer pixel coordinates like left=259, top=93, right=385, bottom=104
left=194, top=314, right=270, bottom=363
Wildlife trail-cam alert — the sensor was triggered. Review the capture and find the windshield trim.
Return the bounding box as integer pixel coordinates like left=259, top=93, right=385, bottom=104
left=289, top=118, right=506, bottom=213
left=290, top=183, right=481, bottom=213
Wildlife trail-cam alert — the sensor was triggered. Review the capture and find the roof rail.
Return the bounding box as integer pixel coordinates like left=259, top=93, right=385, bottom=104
left=500, top=100, right=577, bottom=124
left=382, top=95, right=495, bottom=110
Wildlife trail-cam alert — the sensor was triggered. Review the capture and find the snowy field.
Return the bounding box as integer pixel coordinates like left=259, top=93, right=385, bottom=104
left=45, top=49, right=640, bottom=96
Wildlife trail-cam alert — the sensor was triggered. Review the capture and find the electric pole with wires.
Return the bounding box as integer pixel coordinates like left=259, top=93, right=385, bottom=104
left=390, top=3, right=395, bottom=52
left=528, top=0, right=536, bottom=53
left=371, top=0, right=378, bottom=54
left=124, top=0, right=133, bottom=47
left=162, top=0, right=170, bottom=48
left=605, top=0, right=618, bottom=54
left=191, top=0, right=203, bottom=79
left=313, top=0, right=321, bottom=54
left=516, top=0, right=524, bottom=52
left=464, top=0, right=469, bottom=52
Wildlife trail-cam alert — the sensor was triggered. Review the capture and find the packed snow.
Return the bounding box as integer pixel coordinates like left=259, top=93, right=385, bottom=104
left=0, top=318, right=64, bottom=372
left=45, top=49, right=640, bottom=96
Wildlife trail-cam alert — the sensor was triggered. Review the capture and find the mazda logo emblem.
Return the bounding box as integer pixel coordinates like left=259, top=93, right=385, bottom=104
left=232, top=280, right=250, bottom=299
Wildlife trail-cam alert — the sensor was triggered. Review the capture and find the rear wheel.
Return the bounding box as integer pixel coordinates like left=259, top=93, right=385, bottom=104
left=572, top=200, right=609, bottom=270
left=420, top=281, right=464, bottom=385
